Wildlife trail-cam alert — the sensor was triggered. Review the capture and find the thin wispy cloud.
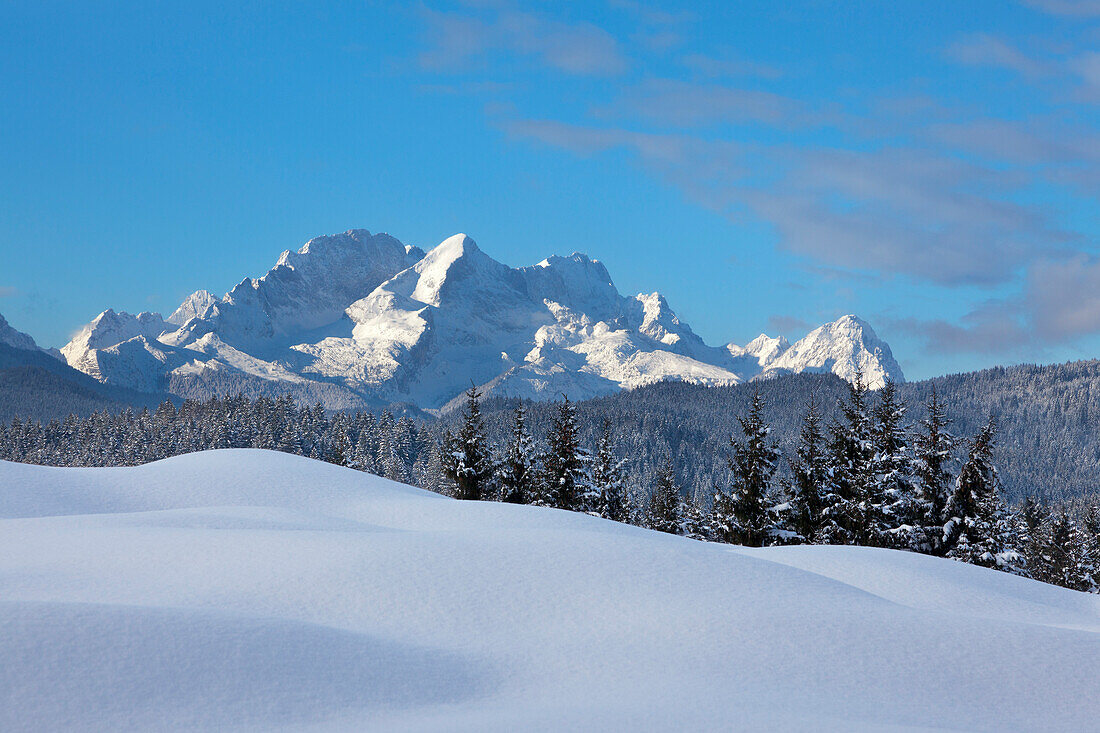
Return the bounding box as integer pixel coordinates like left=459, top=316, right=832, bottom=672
left=894, top=254, right=1100, bottom=355
left=501, top=118, right=746, bottom=184
left=419, top=7, right=629, bottom=75
left=506, top=114, right=1068, bottom=287
left=680, top=52, right=783, bottom=80
left=767, top=314, right=813, bottom=335
left=945, top=34, right=1053, bottom=78
left=598, top=78, right=815, bottom=127
left=1023, top=0, right=1100, bottom=16
left=607, top=0, right=696, bottom=27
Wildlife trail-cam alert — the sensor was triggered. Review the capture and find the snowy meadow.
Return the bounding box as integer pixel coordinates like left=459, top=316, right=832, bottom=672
left=2, top=449, right=1099, bottom=731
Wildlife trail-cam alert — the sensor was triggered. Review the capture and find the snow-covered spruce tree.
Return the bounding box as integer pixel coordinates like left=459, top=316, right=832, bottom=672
left=820, top=373, right=875, bottom=546
left=543, top=396, right=591, bottom=511
left=277, top=422, right=304, bottom=456
left=591, top=418, right=627, bottom=521
left=1016, top=495, right=1049, bottom=573
left=393, top=415, right=420, bottom=479
left=912, top=386, right=955, bottom=555
left=1084, top=504, right=1100, bottom=591
left=1033, top=512, right=1096, bottom=591
left=647, top=457, right=683, bottom=534
left=785, top=394, right=830, bottom=543
left=1080, top=503, right=1100, bottom=590
left=724, top=390, right=782, bottom=547
left=329, top=423, right=353, bottom=467
left=942, top=417, right=1024, bottom=573
left=499, top=405, right=537, bottom=504
left=707, top=487, right=737, bottom=544
left=621, top=480, right=650, bottom=528
left=424, top=434, right=456, bottom=497
left=871, top=381, right=922, bottom=550
left=352, top=412, right=379, bottom=472
left=376, top=411, right=408, bottom=483
left=681, top=489, right=711, bottom=540
left=1083, top=503, right=1100, bottom=540
left=441, top=386, right=494, bottom=501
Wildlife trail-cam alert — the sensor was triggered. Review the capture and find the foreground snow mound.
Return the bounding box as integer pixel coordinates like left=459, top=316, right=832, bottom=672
left=1, top=450, right=1097, bottom=732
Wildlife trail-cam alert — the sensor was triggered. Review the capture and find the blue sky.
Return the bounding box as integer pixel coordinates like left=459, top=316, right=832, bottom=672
left=2, top=0, right=1099, bottom=379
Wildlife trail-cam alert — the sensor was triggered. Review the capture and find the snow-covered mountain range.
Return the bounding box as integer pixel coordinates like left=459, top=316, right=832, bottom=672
left=57, top=229, right=904, bottom=411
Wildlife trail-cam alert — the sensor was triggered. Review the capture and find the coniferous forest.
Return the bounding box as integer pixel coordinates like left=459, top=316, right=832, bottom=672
left=3, top=376, right=1099, bottom=595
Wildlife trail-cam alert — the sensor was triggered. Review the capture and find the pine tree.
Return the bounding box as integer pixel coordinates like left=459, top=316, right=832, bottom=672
left=647, top=458, right=683, bottom=534
left=1034, top=512, right=1095, bottom=591
left=376, top=411, right=407, bottom=483
left=277, top=423, right=304, bottom=455
left=591, top=418, right=627, bottom=521
left=786, top=395, right=830, bottom=543
left=499, top=405, right=537, bottom=504
left=441, top=386, right=494, bottom=500
left=681, top=491, right=710, bottom=540
left=353, top=412, right=379, bottom=473
left=943, top=417, right=1022, bottom=572
left=912, top=386, right=955, bottom=555
left=708, top=486, right=737, bottom=544
left=543, top=396, right=590, bottom=511
left=726, top=390, right=781, bottom=547
left=871, top=381, right=922, bottom=550
left=1017, top=495, right=1049, bottom=572
left=820, top=374, right=875, bottom=545
left=1083, top=503, right=1100, bottom=540
left=1083, top=504, right=1100, bottom=591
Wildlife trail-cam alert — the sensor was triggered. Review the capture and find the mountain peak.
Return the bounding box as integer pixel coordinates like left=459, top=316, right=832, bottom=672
left=772, top=314, right=903, bottom=388
left=523, top=252, right=619, bottom=322
left=167, top=290, right=219, bottom=326
left=0, top=312, right=41, bottom=352
left=433, top=233, right=478, bottom=255
left=400, top=234, right=503, bottom=308
left=830, top=313, right=871, bottom=332
left=745, top=333, right=790, bottom=360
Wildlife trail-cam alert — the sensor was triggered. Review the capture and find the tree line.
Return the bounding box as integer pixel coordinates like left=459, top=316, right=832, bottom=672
left=1, top=384, right=1098, bottom=593
left=439, top=379, right=1100, bottom=593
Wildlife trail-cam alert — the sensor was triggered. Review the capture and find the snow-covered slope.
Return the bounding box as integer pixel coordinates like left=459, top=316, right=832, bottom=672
left=764, top=315, right=903, bottom=389
left=60, top=230, right=904, bottom=410
left=0, top=449, right=1096, bottom=731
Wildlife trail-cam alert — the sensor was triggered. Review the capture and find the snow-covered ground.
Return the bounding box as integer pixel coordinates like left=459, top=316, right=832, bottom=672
left=1, top=449, right=1097, bottom=731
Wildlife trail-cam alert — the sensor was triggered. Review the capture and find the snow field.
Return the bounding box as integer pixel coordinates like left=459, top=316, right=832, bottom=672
left=1, top=449, right=1097, bottom=731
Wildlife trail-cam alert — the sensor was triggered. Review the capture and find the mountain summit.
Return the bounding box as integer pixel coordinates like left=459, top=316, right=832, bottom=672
left=59, top=230, right=904, bottom=410
left=0, top=313, right=41, bottom=353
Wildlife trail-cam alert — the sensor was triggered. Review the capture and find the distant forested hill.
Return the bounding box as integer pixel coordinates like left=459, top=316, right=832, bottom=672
left=909, top=361, right=1100, bottom=503
left=0, top=344, right=169, bottom=422
left=468, top=361, right=1100, bottom=504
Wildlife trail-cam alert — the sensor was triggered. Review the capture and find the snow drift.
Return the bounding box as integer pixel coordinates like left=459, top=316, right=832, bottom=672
left=1, top=449, right=1096, bottom=731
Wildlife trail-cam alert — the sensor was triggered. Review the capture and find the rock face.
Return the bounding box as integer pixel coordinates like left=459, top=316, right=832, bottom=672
left=60, top=229, right=905, bottom=410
